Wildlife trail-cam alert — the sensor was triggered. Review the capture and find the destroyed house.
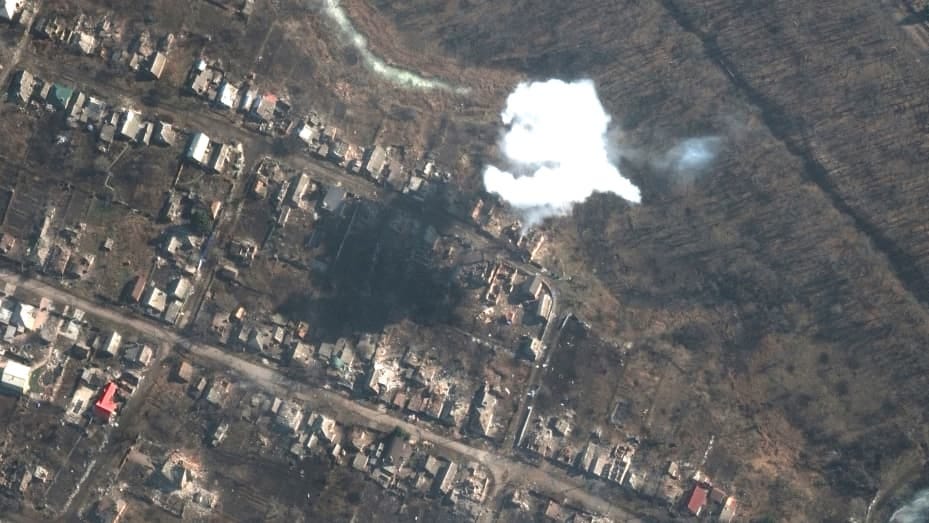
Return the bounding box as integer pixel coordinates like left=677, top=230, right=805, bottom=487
left=250, top=93, right=276, bottom=122
left=320, top=186, right=346, bottom=213
left=363, top=145, right=388, bottom=177
left=186, top=60, right=211, bottom=95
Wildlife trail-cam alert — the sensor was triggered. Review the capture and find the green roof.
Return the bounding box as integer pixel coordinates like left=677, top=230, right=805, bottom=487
left=49, top=84, right=74, bottom=109
left=330, top=356, right=345, bottom=371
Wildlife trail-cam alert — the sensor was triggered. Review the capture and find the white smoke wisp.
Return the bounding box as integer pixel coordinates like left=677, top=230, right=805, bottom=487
left=483, top=79, right=641, bottom=225
left=891, top=489, right=929, bottom=523
left=316, top=0, right=467, bottom=93
left=664, top=137, right=722, bottom=171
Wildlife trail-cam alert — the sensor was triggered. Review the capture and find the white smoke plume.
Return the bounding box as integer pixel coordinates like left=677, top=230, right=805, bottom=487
left=483, top=79, right=641, bottom=225
left=662, top=136, right=722, bottom=172
left=891, top=489, right=929, bottom=523
left=315, top=0, right=467, bottom=93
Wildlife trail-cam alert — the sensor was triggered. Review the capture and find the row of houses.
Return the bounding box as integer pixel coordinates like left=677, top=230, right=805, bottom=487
left=183, top=57, right=447, bottom=203
left=184, top=131, right=244, bottom=175
left=8, top=69, right=178, bottom=153
left=9, top=67, right=242, bottom=173
left=33, top=11, right=174, bottom=79
left=247, top=388, right=489, bottom=511
left=185, top=58, right=293, bottom=132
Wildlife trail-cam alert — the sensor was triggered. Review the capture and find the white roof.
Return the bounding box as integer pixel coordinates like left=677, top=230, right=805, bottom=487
left=238, top=90, right=256, bottom=112
left=1, top=360, right=30, bottom=393
left=187, top=132, right=211, bottom=165
left=15, top=303, right=36, bottom=331
left=102, top=330, right=122, bottom=355
left=169, top=277, right=192, bottom=300
left=143, top=287, right=168, bottom=313
left=216, top=82, right=239, bottom=109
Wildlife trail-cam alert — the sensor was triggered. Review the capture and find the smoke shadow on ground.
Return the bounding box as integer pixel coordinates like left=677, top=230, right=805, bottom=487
left=276, top=199, right=464, bottom=337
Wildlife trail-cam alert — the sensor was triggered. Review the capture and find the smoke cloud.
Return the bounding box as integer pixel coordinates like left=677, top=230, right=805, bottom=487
left=483, top=79, right=641, bottom=225
left=662, top=137, right=722, bottom=172
left=891, top=489, right=929, bottom=523
left=316, top=0, right=466, bottom=93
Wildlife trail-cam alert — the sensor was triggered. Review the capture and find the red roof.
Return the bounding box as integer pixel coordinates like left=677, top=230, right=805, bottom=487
left=93, top=382, right=118, bottom=421
left=687, top=484, right=709, bottom=516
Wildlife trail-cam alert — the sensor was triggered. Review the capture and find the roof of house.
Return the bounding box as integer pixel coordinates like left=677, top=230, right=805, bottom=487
left=154, top=121, right=175, bottom=146
left=93, top=382, right=118, bottom=420
left=176, top=361, right=193, bottom=381
left=164, top=301, right=182, bottom=325
left=186, top=132, right=211, bottom=165
left=142, top=286, right=167, bottom=313
left=8, top=69, right=34, bottom=102
left=15, top=302, right=37, bottom=331
left=250, top=93, right=277, bottom=121
left=101, top=330, right=122, bottom=356
left=687, top=484, right=709, bottom=515
left=148, top=52, right=167, bottom=79
left=168, top=277, right=192, bottom=301
left=364, top=145, right=388, bottom=176
left=321, top=186, right=346, bottom=213
left=216, top=81, right=239, bottom=109
left=0, top=360, right=30, bottom=393
left=118, top=110, right=141, bottom=140
left=126, top=345, right=153, bottom=366
left=209, top=143, right=230, bottom=172
left=49, top=84, right=74, bottom=109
